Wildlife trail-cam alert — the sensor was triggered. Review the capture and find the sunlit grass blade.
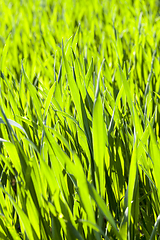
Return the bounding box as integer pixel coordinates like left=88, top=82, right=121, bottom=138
left=72, top=25, right=80, bottom=51
left=85, top=58, right=93, bottom=89
left=127, top=136, right=138, bottom=238
left=62, top=40, right=83, bottom=127
left=21, top=63, right=43, bottom=126
left=149, top=121, right=160, bottom=199
left=44, top=82, right=56, bottom=119
left=92, top=92, right=106, bottom=196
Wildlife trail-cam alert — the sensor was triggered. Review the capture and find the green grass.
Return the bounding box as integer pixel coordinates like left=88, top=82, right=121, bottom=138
left=0, top=0, right=160, bottom=239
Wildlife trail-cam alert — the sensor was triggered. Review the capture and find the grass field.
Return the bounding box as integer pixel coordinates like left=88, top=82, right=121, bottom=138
left=0, top=0, right=160, bottom=239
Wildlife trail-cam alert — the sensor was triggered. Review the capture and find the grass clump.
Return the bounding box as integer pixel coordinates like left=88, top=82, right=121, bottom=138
left=0, top=0, right=160, bottom=239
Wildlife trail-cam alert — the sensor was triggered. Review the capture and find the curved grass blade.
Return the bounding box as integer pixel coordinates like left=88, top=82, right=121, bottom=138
left=0, top=117, right=28, bottom=137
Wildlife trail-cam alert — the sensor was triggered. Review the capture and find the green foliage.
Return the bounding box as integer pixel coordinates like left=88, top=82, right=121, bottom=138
left=0, top=0, right=160, bottom=239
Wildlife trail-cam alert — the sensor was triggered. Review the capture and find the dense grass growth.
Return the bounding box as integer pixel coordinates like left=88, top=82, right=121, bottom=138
left=1, top=0, right=160, bottom=239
